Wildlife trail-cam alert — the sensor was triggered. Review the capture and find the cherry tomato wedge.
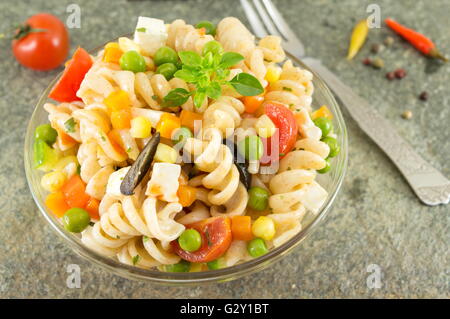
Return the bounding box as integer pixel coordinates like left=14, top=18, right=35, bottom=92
left=49, top=47, right=93, bottom=102
left=12, top=13, right=69, bottom=71
left=171, top=217, right=232, bottom=263
left=260, top=102, right=298, bottom=165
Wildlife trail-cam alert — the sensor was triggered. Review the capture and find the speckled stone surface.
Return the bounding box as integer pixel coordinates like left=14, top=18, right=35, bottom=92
left=0, top=0, right=448, bottom=298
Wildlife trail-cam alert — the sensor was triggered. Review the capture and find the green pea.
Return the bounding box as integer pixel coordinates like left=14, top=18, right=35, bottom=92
left=172, top=126, right=193, bottom=147
left=154, top=46, right=178, bottom=66
left=207, top=258, right=225, bottom=270
left=247, top=238, right=268, bottom=258
left=35, top=124, right=57, bottom=145
left=165, top=260, right=191, bottom=272
left=195, top=21, right=216, bottom=36
left=313, top=117, right=333, bottom=137
left=63, top=208, right=90, bottom=233
left=317, top=158, right=331, bottom=174
left=156, top=63, right=178, bottom=80
left=321, top=136, right=340, bottom=158
left=248, top=186, right=270, bottom=211
left=238, top=135, right=263, bottom=161
left=202, top=40, right=223, bottom=56
left=178, top=229, right=202, bottom=252
left=119, top=50, right=146, bottom=73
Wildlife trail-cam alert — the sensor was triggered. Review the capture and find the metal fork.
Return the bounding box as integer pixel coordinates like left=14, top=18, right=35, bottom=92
left=241, top=0, right=450, bottom=206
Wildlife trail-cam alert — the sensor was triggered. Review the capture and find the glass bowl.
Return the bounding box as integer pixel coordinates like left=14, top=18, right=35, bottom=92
left=24, top=47, right=347, bottom=285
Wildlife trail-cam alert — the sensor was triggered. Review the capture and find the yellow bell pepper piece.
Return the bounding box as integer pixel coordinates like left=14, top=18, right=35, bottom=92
left=103, top=42, right=123, bottom=64
left=104, top=90, right=131, bottom=113
left=312, top=105, right=333, bottom=120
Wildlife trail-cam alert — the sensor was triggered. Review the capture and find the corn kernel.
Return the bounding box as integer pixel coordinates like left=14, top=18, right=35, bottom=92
left=189, top=263, right=205, bottom=272
left=252, top=216, right=276, bottom=241
left=154, top=143, right=178, bottom=164
left=130, top=116, right=152, bottom=138
left=256, top=114, right=277, bottom=138
left=312, top=105, right=333, bottom=120
left=53, top=156, right=78, bottom=178
left=264, top=65, right=281, bottom=84
left=41, top=170, right=67, bottom=192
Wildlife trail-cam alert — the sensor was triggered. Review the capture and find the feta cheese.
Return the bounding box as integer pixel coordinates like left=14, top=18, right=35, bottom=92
left=298, top=181, right=328, bottom=214
left=296, top=107, right=322, bottom=141
left=106, top=167, right=130, bottom=197
left=133, top=17, right=168, bottom=56
left=146, top=163, right=181, bottom=202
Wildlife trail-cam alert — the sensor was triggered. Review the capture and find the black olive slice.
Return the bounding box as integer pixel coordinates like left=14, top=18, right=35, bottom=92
left=120, top=132, right=160, bottom=195
left=223, top=139, right=251, bottom=189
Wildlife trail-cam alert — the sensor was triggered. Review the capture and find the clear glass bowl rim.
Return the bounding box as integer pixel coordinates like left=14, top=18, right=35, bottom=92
left=24, top=42, right=348, bottom=286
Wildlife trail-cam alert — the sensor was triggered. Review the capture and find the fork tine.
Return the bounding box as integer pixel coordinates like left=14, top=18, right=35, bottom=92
left=240, top=0, right=268, bottom=38
left=252, top=0, right=282, bottom=38
left=261, top=0, right=305, bottom=53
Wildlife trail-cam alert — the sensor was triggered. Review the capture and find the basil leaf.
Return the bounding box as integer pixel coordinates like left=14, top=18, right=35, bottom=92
left=174, top=69, right=197, bottom=83
left=202, top=52, right=214, bottom=68
left=220, top=52, right=244, bottom=68
left=64, top=117, right=76, bottom=133
left=229, top=73, right=264, bottom=96
left=193, top=90, right=206, bottom=108
left=206, top=82, right=222, bottom=100
left=178, top=51, right=202, bottom=67
left=163, top=88, right=191, bottom=107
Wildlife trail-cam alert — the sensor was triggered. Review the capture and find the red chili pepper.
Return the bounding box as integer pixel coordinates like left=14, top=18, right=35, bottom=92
left=385, top=18, right=448, bottom=62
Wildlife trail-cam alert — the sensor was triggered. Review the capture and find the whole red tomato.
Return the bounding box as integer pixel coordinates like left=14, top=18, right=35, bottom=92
left=12, top=13, right=69, bottom=71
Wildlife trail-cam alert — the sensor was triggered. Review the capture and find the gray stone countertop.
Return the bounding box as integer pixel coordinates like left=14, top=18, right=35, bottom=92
left=0, top=0, right=448, bottom=298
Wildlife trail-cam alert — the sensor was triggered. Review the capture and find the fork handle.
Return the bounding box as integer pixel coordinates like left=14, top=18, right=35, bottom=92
left=303, top=57, right=450, bottom=206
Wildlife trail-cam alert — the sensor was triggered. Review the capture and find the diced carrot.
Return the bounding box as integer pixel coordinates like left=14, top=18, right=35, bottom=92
left=56, top=128, right=77, bottom=147
left=62, top=175, right=90, bottom=208
left=85, top=197, right=100, bottom=220
left=107, top=129, right=127, bottom=155
left=104, top=90, right=131, bottom=114
left=177, top=185, right=197, bottom=207
left=156, top=113, right=181, bottom=139
left=243, top=95, right=265, bottom=113
left=197, top=27, right=206, bottom=36
left=45, top=191, right=70, bottom=218
left=231, top=215, right=253, bottom=241
left=180, top=110, right=203, bottom=132
left=103, top=42, right=123, bottom=64
left=111, top=108, right=132, bottom=129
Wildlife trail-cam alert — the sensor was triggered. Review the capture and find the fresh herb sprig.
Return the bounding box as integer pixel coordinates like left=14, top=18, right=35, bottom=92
left=163, top=41, right=264, bottom=108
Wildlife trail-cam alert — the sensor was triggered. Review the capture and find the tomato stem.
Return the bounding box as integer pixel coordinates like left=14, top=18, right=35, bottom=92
left=13, top=24, right=47, bottom=40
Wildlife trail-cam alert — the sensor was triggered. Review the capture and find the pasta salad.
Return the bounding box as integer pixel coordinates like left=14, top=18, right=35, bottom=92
left=33, top=17, right=340, bottom=272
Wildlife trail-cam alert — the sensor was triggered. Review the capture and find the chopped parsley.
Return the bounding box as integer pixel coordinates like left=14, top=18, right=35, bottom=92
left=64, top=117, right=76, bottom=133
left=143, top=236, right=149, bottom=243
left=279, top=153, right=285, bottom=157
left=282, top=87, right=292, bottom=92
left=205, top=229, right=213, bottom=247
left=126, top=147, right=132, bottom=153
left=132, top=255, right=140, bottom=265
left=151, top=95, right=158, bottom=101
left=136, top=27, right=146, bottom=32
